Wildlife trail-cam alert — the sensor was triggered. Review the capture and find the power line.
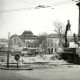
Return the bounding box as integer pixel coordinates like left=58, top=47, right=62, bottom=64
left=0, top=0, right=79, bottom=13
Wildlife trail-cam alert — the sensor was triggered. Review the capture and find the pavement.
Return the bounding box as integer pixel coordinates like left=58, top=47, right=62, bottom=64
left=0, top=63, right=33, bottom=70
left=0, top=60, right=70, bottom=70
left=0, top=70, right=39, bottom=80
left=0, top=64, right=80, bottom=80
left=0, top=67, right=33, bottom=70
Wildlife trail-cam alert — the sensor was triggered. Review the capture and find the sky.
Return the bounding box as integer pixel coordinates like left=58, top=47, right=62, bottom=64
left=0, top=0, right=79, bottom=39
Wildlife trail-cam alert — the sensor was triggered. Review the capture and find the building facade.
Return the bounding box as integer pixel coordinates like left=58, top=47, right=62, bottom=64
left=10, top=31, right=39, bottom=54
left=39, top=34, right=60, bottom=54
left=19, top=31, right=38, bottom=48
left=0, top=39, right=8, bottom=51
left=47, top=34, right=60, bottom=54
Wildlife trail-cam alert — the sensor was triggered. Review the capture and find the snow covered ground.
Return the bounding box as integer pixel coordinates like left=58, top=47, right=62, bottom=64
left=0, top=54, right=68, bottom=65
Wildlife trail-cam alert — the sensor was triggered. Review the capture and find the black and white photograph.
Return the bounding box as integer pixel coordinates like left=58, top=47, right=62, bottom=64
left=0, top=0, right=80, bottom=80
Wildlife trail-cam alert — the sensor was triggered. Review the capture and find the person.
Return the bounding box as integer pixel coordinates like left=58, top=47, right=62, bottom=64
left=65, top=20, right=71, bottom=34
left=65, top=20, right=71, bottom=47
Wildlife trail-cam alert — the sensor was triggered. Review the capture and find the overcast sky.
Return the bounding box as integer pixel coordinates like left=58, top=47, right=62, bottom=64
left=0, top=0, right=79, bottom=39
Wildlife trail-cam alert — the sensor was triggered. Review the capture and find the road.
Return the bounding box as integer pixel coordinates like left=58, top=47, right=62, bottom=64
left=0, top=70, right=39, bottom=80
left=0, top=64, right=80, bottom=80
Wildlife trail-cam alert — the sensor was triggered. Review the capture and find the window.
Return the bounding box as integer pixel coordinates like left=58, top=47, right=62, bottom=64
left=22, top=48, right=28, bottom=51
left=28, top=45, right=30, bottom=47
left=51, top=43, right=53, bottom=47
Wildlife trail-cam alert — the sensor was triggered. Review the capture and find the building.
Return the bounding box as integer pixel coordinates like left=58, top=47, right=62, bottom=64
left=0, top=39, right=8, bottom=51
left=10, top=31, right=39, bottom=55
left=10, top=31, right=77, bottom=55
left=47, top=34, right=60, bottom=54
left=47, top=33, right=78, bottom=54
left=9, top=34, right=25, bottom=52
left=39, top=34, right=60, bottom=54
left=19, top=31, right=38, bottom=48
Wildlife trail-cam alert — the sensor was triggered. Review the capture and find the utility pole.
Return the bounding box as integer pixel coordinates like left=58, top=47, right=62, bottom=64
left=76, top=2, right=80, bottom=40
left=7, top=32, right=10, bottom=68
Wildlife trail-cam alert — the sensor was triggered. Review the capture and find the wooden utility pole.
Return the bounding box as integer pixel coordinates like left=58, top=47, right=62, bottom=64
left=7, top=32, right=10, bottom=68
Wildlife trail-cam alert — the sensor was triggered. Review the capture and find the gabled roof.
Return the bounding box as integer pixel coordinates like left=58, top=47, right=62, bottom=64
left=10, top=34, right=18, bottom=39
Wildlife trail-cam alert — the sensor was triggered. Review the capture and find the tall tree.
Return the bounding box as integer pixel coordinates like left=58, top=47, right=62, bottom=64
left=53, top=20, right=65, bottom=46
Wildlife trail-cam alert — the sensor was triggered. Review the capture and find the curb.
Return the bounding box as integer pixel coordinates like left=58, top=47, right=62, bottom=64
left=0, top=67, right=33, bottom=70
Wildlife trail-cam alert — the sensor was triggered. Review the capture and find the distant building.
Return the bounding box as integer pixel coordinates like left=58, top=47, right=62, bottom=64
left=10, top=31, right=39, bottom=53
left=10, top=34, right=25, bottom=52
left=47, top=33, right=78, bottom=54
left=0, top=39, right=8, bottom=51
left=10, top=31, right=77, bottom=55
left=47, top=34, right=60, bottom=54
left=39, top=34, right=60, bottom=54
left=19, top=31, right=38, bottom=48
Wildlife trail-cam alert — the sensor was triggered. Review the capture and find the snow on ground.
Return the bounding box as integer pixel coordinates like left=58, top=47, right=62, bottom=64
left=0, top=54, right=67, bottom=64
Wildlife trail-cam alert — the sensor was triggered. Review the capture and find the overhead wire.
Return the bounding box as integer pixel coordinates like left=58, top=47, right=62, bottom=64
left=0, top=0, right=80, bottom=13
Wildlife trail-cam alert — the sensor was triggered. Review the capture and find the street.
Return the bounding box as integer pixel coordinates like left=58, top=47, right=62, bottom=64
left=0, top=64, right=80, bottom=80
left=0, top=70, right=39, bottom=80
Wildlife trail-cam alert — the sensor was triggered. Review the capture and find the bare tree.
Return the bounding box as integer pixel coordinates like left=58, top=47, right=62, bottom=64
left=38, top=33, right=48, bottom=54
left=53, top=20, right=65, bottom=46
left=38, top=33, right=48, bottom=46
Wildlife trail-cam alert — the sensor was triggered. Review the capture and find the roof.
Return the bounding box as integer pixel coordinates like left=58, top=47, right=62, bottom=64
left=10, top=34, right=18, bottom=39
left=19, top=36, right=38, bottom=39
left=10, top=31, right=38, bottom=40
left=21, top=31, right=38, bottom=38
left=48, top=34, right=61, bottom=38
left=22, top=31, right=33, bottom=36
left=48, top=33, right=78, bottom=38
